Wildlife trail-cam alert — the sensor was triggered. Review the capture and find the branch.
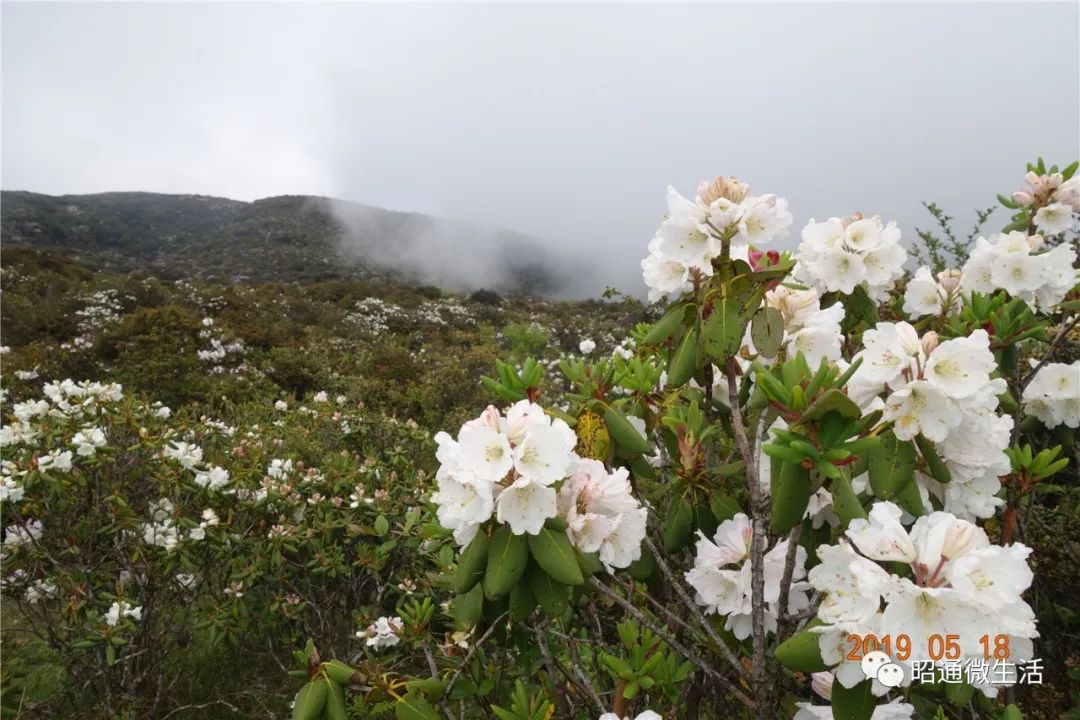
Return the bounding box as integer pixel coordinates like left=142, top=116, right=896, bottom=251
left=774, top=523, right=804, bottom=641
left=443, top=613, right=507, bottom=698
left=587, top=576, right=755, bottom=709
left=641, top=534, right=747, bottom=678
left=724, top=360, right=771, bottom=716
left=1021, top=314, right=1079, bottom=391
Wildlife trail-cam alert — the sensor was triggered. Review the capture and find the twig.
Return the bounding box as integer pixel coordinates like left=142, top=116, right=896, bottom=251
left=641, top=534, right=747, bottom=678
left=724, top=361, right=771, bottom=718
left=565, top=634, right=607, bottom=714
left=160, top=700, right=241, bottom=719
left=1021, top=314, right=1079, bottom=391
left=443, top=613, right=507, bottom=698
left=588, top=577, right=755, bottom=709
left=774, top=523, right=804, bottom=641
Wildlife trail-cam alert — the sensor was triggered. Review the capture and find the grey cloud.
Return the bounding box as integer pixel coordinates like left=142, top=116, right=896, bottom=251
left=3, top=2, right=1078, bottom=297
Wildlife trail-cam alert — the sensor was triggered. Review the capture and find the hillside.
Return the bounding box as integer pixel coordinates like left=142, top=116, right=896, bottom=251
left=0, top=190, right=597, bottom=297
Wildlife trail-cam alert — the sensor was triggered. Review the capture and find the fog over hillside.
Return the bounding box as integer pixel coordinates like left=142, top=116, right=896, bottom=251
left=0, top=190, right=609, bottom=298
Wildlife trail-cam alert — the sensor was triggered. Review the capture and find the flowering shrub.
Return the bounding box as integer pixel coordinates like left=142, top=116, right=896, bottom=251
left=2, top=159, right=1079, bottom=720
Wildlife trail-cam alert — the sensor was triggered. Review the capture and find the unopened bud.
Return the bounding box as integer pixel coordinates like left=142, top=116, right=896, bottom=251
left=1011, top=190, right=1034, bottom=207
left=1027, top=234, right=1045, bottom=251
left=937, top=269, right=962, bottom=293
left=811, top=672, right=833, bottom=700
left=920, top=331, right=940, bottom=357
left=698, top=175, right=749, bottom=205
left=841, top=211, right=864, bottom=228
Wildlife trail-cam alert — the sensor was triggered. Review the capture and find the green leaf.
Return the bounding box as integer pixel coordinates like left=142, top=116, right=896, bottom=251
left=483, top=526, right=529, bottom=600
left=322, top=660, right=359, bottom=686
left=667, top=324, right=700, bottom=387
left=528, top=527, right=585, bottom=586
left=841, top=285, right=879, bottom=331
left=454, top=583, right=484, bottom=629
left=452, top=530, right=489, bottom=593
left=509, top=578, right=537, bottom=621
left=603, top=408, right=650, bottom=454
left=830, top=678, right=876, bottom=720
left=527, top=563, right=570, bottom=616
left=771, top=458, right=810, bottom=534
left=395, top=694, right=442, bottom=720
left=915, top=435, right=951, bottom=484
left=1000, top=704, right=1023, bottom=720
left=404, top=679, right=446, bottom=700
left=774, top=628, right=828, bottom=672
left=751, top=306, right=785, bottom=358
left=832, top=471, right=867, bottom=526
left=702, top=299, right=744, bottom=363
left=802, top=389, right=861, bottom=423
left=663, top=493, right=694, bottom=553
left=626, top=546, right=655, bottom=581
left=642, top=303, right=688, bottom=345
left=374, top=515, right=390, bottom=536
left=292, top=681, right=328, bottom=720
left=867, top=433, right=916, bottom=500
left=323, top=677, right=347, bottom=720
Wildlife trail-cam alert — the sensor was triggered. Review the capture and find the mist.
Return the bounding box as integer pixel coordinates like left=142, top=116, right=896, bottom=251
left=3, top=2, right=1078, bottom=298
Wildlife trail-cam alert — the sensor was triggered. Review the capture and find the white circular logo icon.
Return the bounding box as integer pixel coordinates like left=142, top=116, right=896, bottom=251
left=876, top=662, right=905, bottom=688
left=860, top=650, right=891, bottom=680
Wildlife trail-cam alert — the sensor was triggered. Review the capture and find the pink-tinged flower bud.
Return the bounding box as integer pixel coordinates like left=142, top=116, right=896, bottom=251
left=937, top=269, right=962, bottom=292
left=1049, top=172, right=1064, bottom=188
left=698, top=175, right=749, bottom=205
left=1027, top=234, right=1045, bottom=251
left=1012, top=191, right=1034, bottom=207
left=811, top=672, right=833, bottom=700
left=841, top=211, right=864, bottom=227
left=920, top=331, right=940, bottom=357
left=1025, top=171, right=1041, bottom=187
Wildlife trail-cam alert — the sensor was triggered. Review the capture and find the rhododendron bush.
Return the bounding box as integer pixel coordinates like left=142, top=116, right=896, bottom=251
left=2, top=159, right=1079, bottom=720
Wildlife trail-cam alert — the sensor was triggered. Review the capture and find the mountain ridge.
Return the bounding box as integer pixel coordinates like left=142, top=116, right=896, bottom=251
left=0, top=190, right=597, bottom=298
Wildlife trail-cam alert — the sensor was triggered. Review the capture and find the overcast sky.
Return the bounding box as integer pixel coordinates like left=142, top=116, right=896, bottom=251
left=3, top=2, right=1078, bottom=294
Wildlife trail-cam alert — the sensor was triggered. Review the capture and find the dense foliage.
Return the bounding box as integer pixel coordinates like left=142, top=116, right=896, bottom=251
left=1, top=160, right=1079, bottom=720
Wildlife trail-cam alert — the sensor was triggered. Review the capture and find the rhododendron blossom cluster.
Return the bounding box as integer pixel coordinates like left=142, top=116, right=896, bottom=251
left=641, top=177, right=793, bottom=302
left=847, top=323, right=1011, bottom=520
left=809, top=502, right=1037, bottom=698
left=794, top=214, right=907, bottom=300
left=433, top=401, right=647, bottom=570
left=1022, top=361, right=1080, bottom=429
left=686, top=513, right=810, bottom=639
left=960, top=231, right=1077, bottom=311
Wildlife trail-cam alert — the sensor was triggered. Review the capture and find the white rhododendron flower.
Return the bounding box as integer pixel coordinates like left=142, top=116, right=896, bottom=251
left=810, top=502, right=1037, bottom=697
left=194, top=465, right=230, bottom=491
left=360, top=616, right=403, bottom=649
left=599, top=712, right=662, bottom=720
left=36, top=449, right=73, bottom=473
left=435, top=402, right=647, bottom=558
left=794, top=214, right=907, bottom=301
left=1034, top=201, right=1075, bottom=235
left=686, top=514, right=810, bottom=639
left=557, top=459, right=646, bottom=571
left=848, top=324, right=1011, bottom=520
left=641, top=178, right=792, bottom=302
left=105, top=600, right=142, bottom=627
left=961, top=231, right=1078, bottom=311
left=71, top=427, right=106, bottom=456
left=1022, top=361, right=1080, bottom=428
left=163, top=441, right=203, bottom=469
left=902, top=266, right=963, bottom=319
left=579, top=338, right=596, bottom=355
left=794, top=671, right=915, bottom=720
